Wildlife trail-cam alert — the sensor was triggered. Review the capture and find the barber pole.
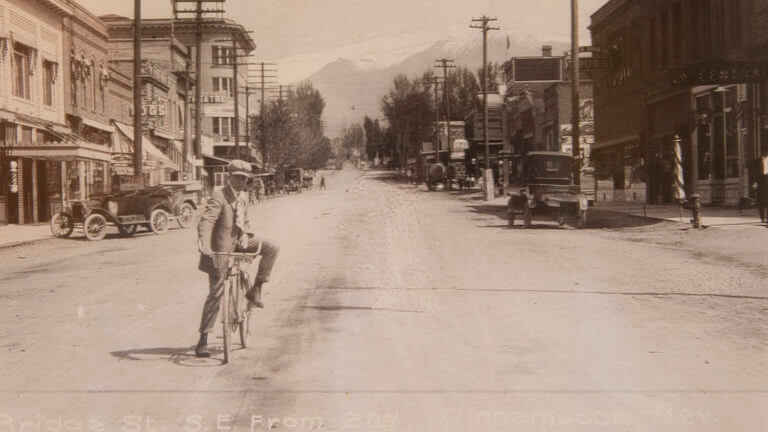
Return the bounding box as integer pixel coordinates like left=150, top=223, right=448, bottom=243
left=673, top=135, right=686, bottom=222
left=673, top=135, right=686, bottom=202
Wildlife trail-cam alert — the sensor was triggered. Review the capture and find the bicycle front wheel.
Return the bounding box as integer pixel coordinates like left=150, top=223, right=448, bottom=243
left=222, top=277, right=231, bottom=364
left=239, top=313, right=249, bottom=348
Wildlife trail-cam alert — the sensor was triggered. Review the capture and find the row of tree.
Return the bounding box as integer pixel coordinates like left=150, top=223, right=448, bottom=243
left=252, top=82, right=334, bottom=169
left=340, top=63, right=502, bottom=168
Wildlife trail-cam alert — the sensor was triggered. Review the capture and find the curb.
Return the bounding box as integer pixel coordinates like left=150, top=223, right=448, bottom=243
left=0, top=237, right=51, bottom=250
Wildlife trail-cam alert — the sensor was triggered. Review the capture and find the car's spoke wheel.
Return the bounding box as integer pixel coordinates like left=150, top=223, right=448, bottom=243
left=83, top=214, right=108, bottom=241
left=522, top=202, right=533, bottom=229
left=149, top=209, right=170, bottom=235
left=177, top=203, right=195, bottom=229
left=576, top=209, right=587, bottom=229
left=557, top=211, right=566, bottom=226
left=50, top=213, right=74, bottom=238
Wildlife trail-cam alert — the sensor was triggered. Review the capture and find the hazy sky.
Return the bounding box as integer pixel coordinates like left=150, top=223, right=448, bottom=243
left=77, top=0, right=607, bottom=80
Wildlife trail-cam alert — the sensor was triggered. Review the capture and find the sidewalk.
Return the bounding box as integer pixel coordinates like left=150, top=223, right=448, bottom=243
left=0, top=223, right=52, bottom=249
left=593, top=201, right=766, bottom=228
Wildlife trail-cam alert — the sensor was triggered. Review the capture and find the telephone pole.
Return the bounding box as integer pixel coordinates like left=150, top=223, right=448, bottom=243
left=432, top=77, right=441, bottom=174
left=435, top=58, right=455, bottom=190
left=571, top=0, right=581, bottom=186
left=232, top=34, right=240, bottom=158
left=171, top=0, right=226, bottom=160
left=471, top=16, right=499, bottom=201
left=133, top=0, right=142, bottom=176
left=249, top=62, right=277, bottom=165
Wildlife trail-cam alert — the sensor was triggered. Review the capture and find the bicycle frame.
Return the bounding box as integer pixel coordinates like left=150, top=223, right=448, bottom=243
left=212, top=252, right=258, bottom=364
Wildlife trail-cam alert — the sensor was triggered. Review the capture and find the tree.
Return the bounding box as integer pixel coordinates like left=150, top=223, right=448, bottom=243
left=381, top=73, right=434, bottom=168
left=363, top=115, right=384, bottom=160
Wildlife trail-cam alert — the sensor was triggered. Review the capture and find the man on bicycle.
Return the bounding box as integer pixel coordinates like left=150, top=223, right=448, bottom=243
left=194, top=159, right=280, bottom=358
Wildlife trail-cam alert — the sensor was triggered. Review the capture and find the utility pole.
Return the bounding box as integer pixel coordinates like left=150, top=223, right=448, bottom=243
left=471, top=16, right=499, bottom=201
left=133, top=0, right=143, bottom=176
left=182, top=45, right=192, bottom=178
left=571, top=0, right=581, bottom=186
left=432, top=77, right=441, bottom=173
left=232, top=33, right=240, bottom=159
left=435, top=58, right=455, bottom=189
left=249, top=62, right=277, bottom=165
left=172, top=0, right=226, bottom=160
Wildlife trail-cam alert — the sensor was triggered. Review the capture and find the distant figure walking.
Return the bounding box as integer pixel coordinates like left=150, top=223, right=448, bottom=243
left=752, top=146, right=768, bottom=224
left=320, top=175, right=326, bottom=190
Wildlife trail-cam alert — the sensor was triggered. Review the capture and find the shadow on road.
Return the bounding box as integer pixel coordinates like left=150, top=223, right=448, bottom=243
left=467, top=204, right=668, bottom=230
left=111, top=347, right=225, bottom=367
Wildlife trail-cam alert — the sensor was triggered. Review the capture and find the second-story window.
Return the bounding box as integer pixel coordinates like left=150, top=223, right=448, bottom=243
left=43, top=61, right=56, bottom=107
left=12, top=43, right=32, bottom=100
left=213, top=117, right=233, bottom=137
left=212, top=77, right=233, bottom=96
left=672, top=3, right=682, bottom=60
left=212, top=46, right=234, bottom=66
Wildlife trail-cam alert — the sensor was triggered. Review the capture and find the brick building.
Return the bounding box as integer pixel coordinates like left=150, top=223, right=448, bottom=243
left=590, top=0, right=755, bottom=205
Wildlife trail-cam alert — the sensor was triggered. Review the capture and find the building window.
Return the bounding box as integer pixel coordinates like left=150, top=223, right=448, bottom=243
left=212, top=46, right=234, bottom=66
left=660, top=10, right=669, bottom=66
left=12, top=44, right=32, bottom=99
left=213, top=117, right=233, bottom=137
left=212, top=77, right=233, bottom=96
left=43, top=61, right=56, bottom=106
left=649, top=17, right=658, bottom=70
left=214, top=171, right=228, bottom=187
left=672, top=3, right=682, bottom=60
left=731, top=0, right=742, bottom=47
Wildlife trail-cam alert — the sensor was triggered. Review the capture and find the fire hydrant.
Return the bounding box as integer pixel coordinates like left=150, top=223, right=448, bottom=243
left=690, top=193, right=702, bottom=228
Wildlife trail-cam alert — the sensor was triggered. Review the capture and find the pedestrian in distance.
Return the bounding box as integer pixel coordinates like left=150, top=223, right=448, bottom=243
left=320, top=175, right=326, bottom=191
left=752, top=146, right=768, bottom=225
left=194, top=160, right=280, bottom=358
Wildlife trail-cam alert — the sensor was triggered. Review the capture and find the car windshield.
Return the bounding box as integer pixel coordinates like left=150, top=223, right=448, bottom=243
left=524, top=155, right=573, bottom=180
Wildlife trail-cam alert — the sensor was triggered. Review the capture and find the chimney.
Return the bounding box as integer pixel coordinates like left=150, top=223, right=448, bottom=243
left=542, top=45, right=552, bottom=57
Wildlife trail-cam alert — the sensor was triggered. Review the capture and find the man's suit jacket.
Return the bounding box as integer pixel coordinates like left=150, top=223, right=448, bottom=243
left=198, top=185, right=251, bottom=274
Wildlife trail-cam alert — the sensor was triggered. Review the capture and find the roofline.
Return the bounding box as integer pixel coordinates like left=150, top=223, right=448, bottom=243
left=41, top=0, right=74, bottom=16
left=100, top=17, right=256, bottom=52
left=589, top=0, right=629, bottom=31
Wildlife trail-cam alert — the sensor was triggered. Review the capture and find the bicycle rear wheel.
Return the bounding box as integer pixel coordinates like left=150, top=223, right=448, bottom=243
left=222, top=277, right=231, bottom=364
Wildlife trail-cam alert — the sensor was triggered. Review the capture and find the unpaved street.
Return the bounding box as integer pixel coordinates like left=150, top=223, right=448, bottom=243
left=1, top=169, right=767, bottom=431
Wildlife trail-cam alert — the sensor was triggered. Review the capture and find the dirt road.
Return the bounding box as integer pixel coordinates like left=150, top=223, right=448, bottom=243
left=1, top=169, right=766, bottom=431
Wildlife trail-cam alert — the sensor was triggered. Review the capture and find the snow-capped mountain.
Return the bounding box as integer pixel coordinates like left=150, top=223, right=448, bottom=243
left=294, top=31, right=568, bottom=138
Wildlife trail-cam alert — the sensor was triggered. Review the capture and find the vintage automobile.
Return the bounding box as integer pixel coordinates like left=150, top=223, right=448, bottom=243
left=506, top=151, right=589, bottom=229
left=50, top=184, right=200, bottom=241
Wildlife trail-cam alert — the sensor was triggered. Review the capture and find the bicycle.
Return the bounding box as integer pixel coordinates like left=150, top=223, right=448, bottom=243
left=213, top=251, right=259, bottom=364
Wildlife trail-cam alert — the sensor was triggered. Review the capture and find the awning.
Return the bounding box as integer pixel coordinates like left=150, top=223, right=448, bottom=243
left=113, top=121, right=177, bottom=169
left=203, top=154, right=230, bottom=165
left=151, top=129, right=177, bottom=140
left=81, top=117, right=114, bottom=133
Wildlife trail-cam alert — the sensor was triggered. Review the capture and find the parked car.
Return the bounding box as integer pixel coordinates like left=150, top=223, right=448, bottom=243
left=506, top=152, right=589, bottom=229
left=50, top=184, right=200, bottom=241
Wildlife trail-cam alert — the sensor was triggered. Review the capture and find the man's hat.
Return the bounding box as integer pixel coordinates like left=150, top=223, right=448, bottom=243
left=227, top=159, right=254, bottom=177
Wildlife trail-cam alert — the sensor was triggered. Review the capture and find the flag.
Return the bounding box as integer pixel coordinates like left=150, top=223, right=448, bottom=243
left=506, top=35, right=511, bottom=50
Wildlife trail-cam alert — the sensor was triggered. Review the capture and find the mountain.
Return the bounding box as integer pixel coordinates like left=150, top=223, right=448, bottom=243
left=303, top=32, right=569, bottom=138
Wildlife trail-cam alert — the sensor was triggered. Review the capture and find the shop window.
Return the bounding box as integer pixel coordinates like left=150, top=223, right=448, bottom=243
left=649, top=17, right=658, bottom=70
left=725, top=88, right=739, bottom=178
left=12, top=43, right=32, bottom=99
left=660, top=10, right=669, bottom=66
left=92, top=162, right=107, bottom=194
left=19, top=127, right=32, bottom=145
left=66, top=161, right=80, bottom=198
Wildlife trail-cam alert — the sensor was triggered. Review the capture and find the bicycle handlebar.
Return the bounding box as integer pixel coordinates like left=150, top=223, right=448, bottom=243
left=211, top=252, right=260, bottom=257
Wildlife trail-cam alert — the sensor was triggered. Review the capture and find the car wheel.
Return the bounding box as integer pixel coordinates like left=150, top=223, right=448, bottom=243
left=118, top=224, right=138, bottom=237
left=177, top=203, right=195, bottom=229
left=557, top=211, right=566, bottom=226
left=83, top=214, right=108, bottom=241
left=51, top=213, right=74, bottom=238
left=576, top=209, right=587, bottom=229
left=522, top=202, right=532, bottom=229
left=149, top=209, right=170, bottom=235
